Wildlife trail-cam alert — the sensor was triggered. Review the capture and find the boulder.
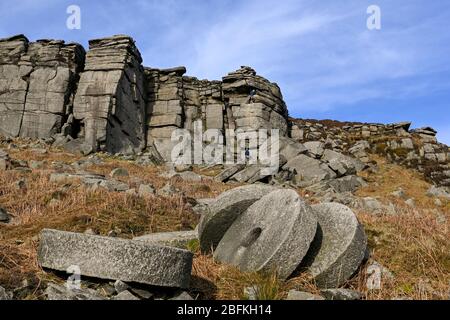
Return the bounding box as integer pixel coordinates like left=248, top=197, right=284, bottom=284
left=214, top=164, right=245, bottom=182
left=304, top=141, right=325, bottom=158
left=112, top=290, right=140, bottom=300
left=283, top=154, right=336, bottom=185
left=0, top=206, right=11, bottom=223
left=299, top=203, right=367, bottom=288
left=198, top=184, right=278, bottom=253
left=286, top=290, right=324, bottom=300
left=214, top=189, right=317, bottom=279
left=321, top=288, right=362, bottom=300
left=38, top=229, right=193, bottom=288
left=0, top=286, right=12, bottom=300
left=109, top=168, right=129, bottom=178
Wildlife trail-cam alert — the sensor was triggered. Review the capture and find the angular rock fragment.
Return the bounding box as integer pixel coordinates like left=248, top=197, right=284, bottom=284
left=299, top=203, right=367, bottom=288
left=38, top=229, right=193, bottom=288
left=198, top=184, right=278, bottom=253
left=214, top=189, right=317, bottom=279
left=44, top=283, right=106, bottom=301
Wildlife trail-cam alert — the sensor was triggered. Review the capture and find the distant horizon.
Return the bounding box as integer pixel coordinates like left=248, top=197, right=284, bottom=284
left=1, top=0, right=449, bottom=144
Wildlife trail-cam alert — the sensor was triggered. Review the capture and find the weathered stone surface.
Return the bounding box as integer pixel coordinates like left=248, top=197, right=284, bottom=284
left=214, top=164, right=245, bottom=182
left=300, top=203, right=367, bottom=288
left=0, top=36, right=85, bottom=139
left=198, top=184, right=278, bottom=253
left=283, top=154, right=336, bottom=185
left=45, top=283, right=106, bottom=300
left=112, top=290, right=140, bottom=300
left=286, top=290, right=324, bottom=300
left=38, top=229, right=193, bottom=288
left=109, top=167, right=129, bottom=178
left=138, top=183, right=155, bottom=197
left=170, top=291, right=194, bottom=300
left=214, top=189, right=317, bottom=279
left=134, top=230, right=197, bottom=248
left=0, top=206, right=11, bottom=223
left=304, top=141, right=325, bottom=158
left=0, top=285, right=12, bottom=300
left=321, top=288, right=362, bottom=300
left=73, top=35, right=146, bottom=154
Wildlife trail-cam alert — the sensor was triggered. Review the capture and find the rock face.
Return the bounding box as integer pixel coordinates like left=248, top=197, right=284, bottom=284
left=37, top=229, right=193, bottom=288
left=73, top=35, right=146, bottom=154
left=198, top=184, right=278, bottom=253
left=0, top=35, right=85, bottom=139
left=291, top=119, right=449, bottom=190
left=300, top=203, right=367, bottom=288
left=214, top=189, right=317, bottom=279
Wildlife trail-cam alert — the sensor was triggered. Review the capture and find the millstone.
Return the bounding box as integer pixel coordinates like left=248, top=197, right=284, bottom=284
left=300, top=203, right=367, bottom=288
left=38, top=229, right=193, bottom=288
left=213, top=189, right=317, bottom=279
left=198, top=184, right=278, bottom=253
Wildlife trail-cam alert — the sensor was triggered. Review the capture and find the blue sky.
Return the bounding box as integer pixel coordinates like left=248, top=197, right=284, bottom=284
left=1, top=0, right=449, bottom=144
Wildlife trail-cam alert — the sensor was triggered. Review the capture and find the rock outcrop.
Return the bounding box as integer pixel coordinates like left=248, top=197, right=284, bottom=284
left=0, top=35, right=84, bottom=139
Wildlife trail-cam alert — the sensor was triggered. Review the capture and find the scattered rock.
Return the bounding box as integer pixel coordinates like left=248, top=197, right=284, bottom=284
left=170, top=291, right=194, bottom=300
left=214, top=164, right=245, bottom=182
left=109, top=168, right=129, bottom=178
left=45, top=283, right=106, bottom=300
left=427, top=186, right=450, bottom=199
left=286, top=290, right=324, bottom=300
left=138, top=184, right=155, bottom=197
left=113, top=280, right=129, bottom=294
left=320, top=288, right=362, bottom=300
left=38, top=229, right=193, bottom=288
left=0, top=286, right=12, bottom=300
left=130, top=288, right=154, bottom=300
left=198, top=184, right=278, bottom=253
left=29, top=160, right=45, bottom=169
left=214, top=189, right=317, bottom=279
left=112, top=290, right=140, bottom=300
left=391, top=189, right=407, bottom=199
left=0, top=206, right=11, bottom=223
left=303, top=141, right=325, bottom=158
left=14, top=179, right=26, bottom=190
left=405, top=198, right=415, bottom=208
left=157, top=183, right=179, bottom=197
left=300, top=203, right=367, bottom=288
left=172, top=171, right=202, bottom=182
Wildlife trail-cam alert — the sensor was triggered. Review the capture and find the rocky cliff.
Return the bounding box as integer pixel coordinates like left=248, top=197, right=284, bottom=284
left=0, top=34, right=448, bottom=190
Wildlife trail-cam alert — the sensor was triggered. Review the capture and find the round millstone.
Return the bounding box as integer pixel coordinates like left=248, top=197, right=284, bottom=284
left=213, top=189, right=317, bottom=279
left=198, top=184, right=278, bottom=253
left=300, top=203, right=367, bottom=288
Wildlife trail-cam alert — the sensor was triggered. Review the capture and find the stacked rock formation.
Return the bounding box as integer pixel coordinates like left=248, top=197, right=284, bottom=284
left=1, top=34, right=448, bottom=191
left=0, top=35, right=84, bottom=139
left=1, top=34, right=288, bottom=162
left=73, top=35, right=146, bottom=154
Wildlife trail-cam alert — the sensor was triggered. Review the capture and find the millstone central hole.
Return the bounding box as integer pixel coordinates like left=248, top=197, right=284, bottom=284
left=240, top=227, right=263, bottom=248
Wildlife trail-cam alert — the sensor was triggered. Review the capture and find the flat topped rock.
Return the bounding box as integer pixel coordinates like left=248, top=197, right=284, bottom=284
left=38, top=229, right=193, bottom=289
left=214, top=189, right=317, bottom=279
left=299, top=203, right=367, bottom=288
left=198, top=184, right=278, bottom=253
